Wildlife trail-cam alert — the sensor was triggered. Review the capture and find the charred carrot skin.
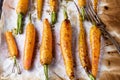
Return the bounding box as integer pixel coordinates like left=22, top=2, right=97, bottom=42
left=49, top=0, right=58, bottom=25
left=5, top=31, right=18, bottom=57
left=37, top=0, right=43, bottom=20
left=90, top=25, right=101, bottom=78
left=16, top=0, right=29, bottom=34
left=40, top=19, right=52, bottom=80
left=79, top=15, right=90, bottom=72
left=60, top=10, right=74, bottom=79
left=23, top=16, right=36, bottom=70
left=79, top=14, right=95, bottom=80
left=60, top=19, right=74, bottom=80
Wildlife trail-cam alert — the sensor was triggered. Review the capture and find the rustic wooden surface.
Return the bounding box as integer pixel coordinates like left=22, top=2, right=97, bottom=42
left=100, top=0, right=120, bottom=41
left=99, top=0, right=120, bottom=79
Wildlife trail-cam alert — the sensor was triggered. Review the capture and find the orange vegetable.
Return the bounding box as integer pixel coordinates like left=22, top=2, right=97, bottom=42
left=49, top=0, right=58, bottom=25
left=37, top=0, right=44, bottom=19
left=79, top=14, right=90, bottom=72
left=60, top=10, right=74, bottom=79
left=90, top=25, right=101, bottom=78
left=5, top=31, right=18, bottom=57
left=16, top=0, right=29, bottom=34
left=78, top=0, right=86, bottom=7
left=5, top=31, right=20, bottom=74
left=93, top=0, right=98, bottom=13
left=79, top=14, right=95, bottom=80
left=23, top=15, right=36, bottom=70
left=78, top=0, right=86, bottom=20
left=49, top=0, right=57, bottom=12
left=16, top=0, right=29, bottom=15
left=40, top=19, right=52, bottom=80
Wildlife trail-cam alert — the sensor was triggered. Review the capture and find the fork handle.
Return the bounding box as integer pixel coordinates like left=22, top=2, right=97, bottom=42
left=99, top=25, right=120, bottom=54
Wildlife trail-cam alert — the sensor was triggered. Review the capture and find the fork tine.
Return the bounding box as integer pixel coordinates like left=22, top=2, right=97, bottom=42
left=84, top=8, right=94, bottom=23
left=84, top=8, right=91, bottom=21
left=87, top=0, right=102, bottom=24
left=86, top=0, right=100, bottom=24
left=84, top=2, right=93, bottom=22
left=73, top=1, right=81, bottom=14
left=86, top=7, right=99, bottom=24
left=84, top=0, right=96, bottom=23
left=73, top=0, right=90, bottom=21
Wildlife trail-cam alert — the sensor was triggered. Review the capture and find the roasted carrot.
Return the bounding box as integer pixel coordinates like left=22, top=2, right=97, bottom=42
left=78, top=0, right=86, bottom=7
left=37, top=0, right=43, bottom=20
left=5, top=31, right=18, bottom=57
left=16, top=0, right=29, bottom=34
left=60, top=10, right=74, bottom=80
left=49, top=0, right=58, bottom=25
left=78, top=0, right=86, bottom=20
left=79, top=14, right=95, bottom=80
left=79, top=14, right=90, bottom=72
left=40, top=19, right=52, bottom=80
left=90, top=25, right=101, bottom=78
left=74, top=2, right=95, bottom=79
left=23, top=14, right=36, bottom=70
left=5, top=31, right=20, bottom=74
left=93, top=0, right=98, bottom=13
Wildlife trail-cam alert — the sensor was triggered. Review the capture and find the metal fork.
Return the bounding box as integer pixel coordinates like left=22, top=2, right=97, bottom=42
left=83, top=0, right=120, bottom=54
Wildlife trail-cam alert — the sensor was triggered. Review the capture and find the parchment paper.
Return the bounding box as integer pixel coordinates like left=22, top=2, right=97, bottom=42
left=0, top=0, right=120, bottom=80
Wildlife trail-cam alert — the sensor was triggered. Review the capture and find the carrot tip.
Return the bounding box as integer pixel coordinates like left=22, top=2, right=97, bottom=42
left=44, top=65, right=48, bottom=80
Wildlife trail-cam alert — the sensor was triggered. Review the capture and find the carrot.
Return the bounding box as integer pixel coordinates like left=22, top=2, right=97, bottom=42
left=79, top=14, right=90, bottom=71
left=78, top=0, right=86, bottom=7
left=16, top=0, right=29, bottom=34
left=40, top=19, right=52, bottom=80
left=90, top=25, right=101, bottom=78
left=60, top=10, right=74, bottom=80
left=93, top=0, right=98, bottom=13
left=49, top=0, right=58, bottom=25
left=5, top=31, right=18, bottom=57
left=79, top=14, right=95, bottom=80
left=23, top=14, right=36, bottom=70
left=78, top=0, right=86, bottom=20
left=37, top=0, right=43, bottom=20
left=5, top=31, right=20, bottom=74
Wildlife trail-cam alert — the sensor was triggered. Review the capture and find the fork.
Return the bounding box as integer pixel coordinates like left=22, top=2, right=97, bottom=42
left=84, top=0, right=120, bottom=54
